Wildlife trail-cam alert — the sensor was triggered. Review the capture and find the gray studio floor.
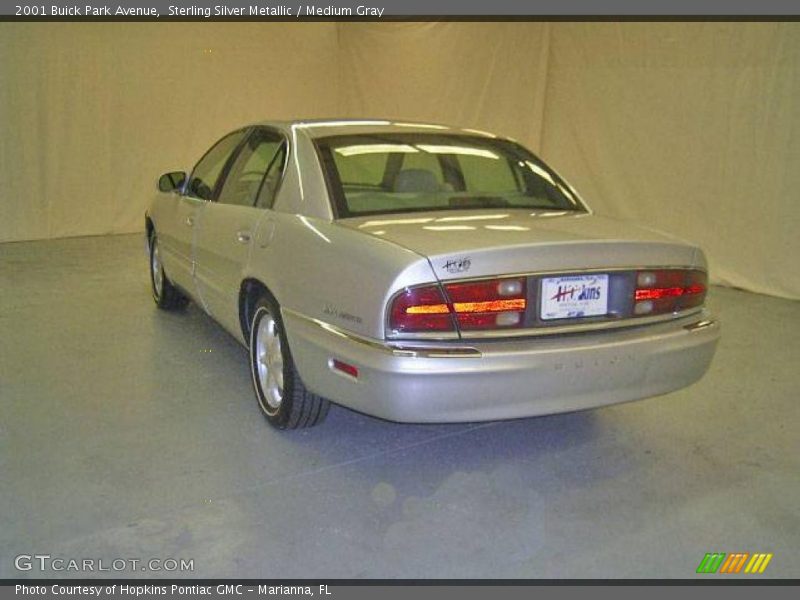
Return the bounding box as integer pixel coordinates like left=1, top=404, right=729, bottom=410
left=1, top=233, right=798, bottom=579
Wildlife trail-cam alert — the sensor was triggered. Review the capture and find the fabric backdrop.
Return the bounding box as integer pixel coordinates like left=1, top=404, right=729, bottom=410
left=1, top=22, right=798, bottom=299
left=0, top=23, right=340, bottom=242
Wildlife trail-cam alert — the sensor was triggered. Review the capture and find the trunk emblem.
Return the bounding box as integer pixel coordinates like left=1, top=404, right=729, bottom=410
left=443, top=258, right=471, bottom=274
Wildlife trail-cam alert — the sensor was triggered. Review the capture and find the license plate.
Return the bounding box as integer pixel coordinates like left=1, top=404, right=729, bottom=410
left=540, top=274, right=609, bottom=320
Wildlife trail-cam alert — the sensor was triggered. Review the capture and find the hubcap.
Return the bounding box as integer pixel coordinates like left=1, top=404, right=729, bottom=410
left=151, top=238, right=163, bottom=298
left=255, top=311, right=284, bottom=410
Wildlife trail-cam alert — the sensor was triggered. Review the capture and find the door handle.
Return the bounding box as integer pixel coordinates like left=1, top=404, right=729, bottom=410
left=186, top=216, right=195, bottom=227
left=236, top=230, right=251, bottom=244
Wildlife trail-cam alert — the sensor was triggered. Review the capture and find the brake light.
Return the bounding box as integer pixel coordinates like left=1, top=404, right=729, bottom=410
left=389, top=285, right=455, bottom=333
left=445, top=278, right=527, bottom=331
left=635, top=287, right=684, bottom=300
left=388, top=278, right=527, bottom=334
left=633, top=269, right=707, bottom=316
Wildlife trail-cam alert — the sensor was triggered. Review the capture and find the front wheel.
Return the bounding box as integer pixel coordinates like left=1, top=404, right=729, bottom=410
left=249, top=295, right=330, bottom=429
left=149, top=233, right=188, bottom=310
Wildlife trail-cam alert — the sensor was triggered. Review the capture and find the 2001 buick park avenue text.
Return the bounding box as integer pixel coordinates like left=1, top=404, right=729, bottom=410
left=16, top=5, right=386, bottom=17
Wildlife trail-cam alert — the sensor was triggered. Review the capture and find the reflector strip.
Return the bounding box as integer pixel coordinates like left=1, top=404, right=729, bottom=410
left=406, top=304, right=450, bottom=315
left=635, top=287, right=684, bottom=300
left=685, top=283, right=706, bottom=295
left=406, top=299, right=526, bottom=315
left=453, top=299, right=526, bottom=313
left=331, top=359, right=358, bottom=378
left=634, top=284, right=705, bottom=301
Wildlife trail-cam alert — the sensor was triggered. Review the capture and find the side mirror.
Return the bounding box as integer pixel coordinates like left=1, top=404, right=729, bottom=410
left=158, top=171, right=186, bottom=193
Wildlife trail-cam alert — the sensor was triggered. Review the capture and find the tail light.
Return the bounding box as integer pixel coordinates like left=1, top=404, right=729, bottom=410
left=633, top=269, right=707, bottom=316
left=389, top=278, right=527, bottom=334
left=389, top=285, right=454, bottom=332
left=446, top=278, right=526, bottom=330
left=388, top=268, right=707, bottom=337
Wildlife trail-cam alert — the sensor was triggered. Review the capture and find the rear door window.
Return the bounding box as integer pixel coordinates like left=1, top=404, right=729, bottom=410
left=216, top=129, right=287, bottom=208
left=186, top=129, right=248, bottom=200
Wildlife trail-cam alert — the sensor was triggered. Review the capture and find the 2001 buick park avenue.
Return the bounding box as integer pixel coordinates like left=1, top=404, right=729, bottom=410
left=145, top=119, right=720, bottom=428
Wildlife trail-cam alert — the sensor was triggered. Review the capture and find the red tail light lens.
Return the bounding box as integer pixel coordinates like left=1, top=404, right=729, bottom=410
left=388, top=278, right=527, bottom=334
left=634, top=269, right=707, bottom=316
left=680, top=270, right=708, bottom=310
left=389, top=269, right=707, bottom=336
left=445, top=278, right=527, bottom=331
left=389, top=285, right=454, bottom=333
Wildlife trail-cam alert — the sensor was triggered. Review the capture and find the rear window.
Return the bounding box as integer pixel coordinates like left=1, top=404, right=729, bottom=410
left=315, top=133, right=585, bottom=218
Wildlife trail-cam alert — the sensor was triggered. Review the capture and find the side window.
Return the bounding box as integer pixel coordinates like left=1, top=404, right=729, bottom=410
left=255, top=141, right=287, bottom=209
left=186, top=130, right=248, bottom=200
left=217, top=129, right=286, bottom=208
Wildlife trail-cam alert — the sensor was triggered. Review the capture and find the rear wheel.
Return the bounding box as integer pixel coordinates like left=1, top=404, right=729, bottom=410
left=249, top=294, right=330, bottom=429
left=149, top=233, right=189, bottom=310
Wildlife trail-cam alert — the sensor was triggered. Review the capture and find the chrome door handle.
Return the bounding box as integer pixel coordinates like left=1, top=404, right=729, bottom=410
left=236, top=230, right=251, bottom=243
left=186, top=216, right=195, bottom=227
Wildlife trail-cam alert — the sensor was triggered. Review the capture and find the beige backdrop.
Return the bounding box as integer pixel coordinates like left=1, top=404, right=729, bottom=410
left=0, top=23, right=340, bottom=242
left=2, top=22, right=798, bottom=299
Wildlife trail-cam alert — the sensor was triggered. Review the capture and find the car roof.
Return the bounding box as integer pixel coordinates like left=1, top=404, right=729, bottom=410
left=250, top=118, right=501, bottom=139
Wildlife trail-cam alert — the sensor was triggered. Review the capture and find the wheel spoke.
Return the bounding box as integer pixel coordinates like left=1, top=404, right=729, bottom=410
left=254, top=311, right=283, bottom=411
left=151, top=240, right=163, bottom=297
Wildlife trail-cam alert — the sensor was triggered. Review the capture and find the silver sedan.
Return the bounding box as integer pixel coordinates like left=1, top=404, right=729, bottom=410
left=145, top=119, right=720, bottom=428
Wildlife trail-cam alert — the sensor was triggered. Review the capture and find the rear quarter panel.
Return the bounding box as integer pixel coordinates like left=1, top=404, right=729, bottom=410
left=243, top=214, right=438, bottom=340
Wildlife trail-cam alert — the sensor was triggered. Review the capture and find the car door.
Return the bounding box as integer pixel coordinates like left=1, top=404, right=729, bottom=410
left=160, top=128, right=249, bottom=295
left=193, top=127, right=288, bottom=335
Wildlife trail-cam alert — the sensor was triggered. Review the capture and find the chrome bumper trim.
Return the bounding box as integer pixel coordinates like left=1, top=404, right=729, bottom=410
left=683, top=319, right=717, bottom=332
left=282, top=308, right=482, bottom=358
left=390, top=346, right=482, bottom=358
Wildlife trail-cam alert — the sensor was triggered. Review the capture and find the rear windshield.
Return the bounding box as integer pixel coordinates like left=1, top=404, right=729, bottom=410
left=314, top=133, right=586, bottom=218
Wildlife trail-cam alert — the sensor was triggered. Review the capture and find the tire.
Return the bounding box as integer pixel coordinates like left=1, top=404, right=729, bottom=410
left=249, top=294, right=330, bottom=429
left=149, top=232, right=189, bottom=311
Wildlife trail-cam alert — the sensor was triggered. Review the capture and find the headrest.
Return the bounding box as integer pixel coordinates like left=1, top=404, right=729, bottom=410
left=393, top=169, right=440, bottom=194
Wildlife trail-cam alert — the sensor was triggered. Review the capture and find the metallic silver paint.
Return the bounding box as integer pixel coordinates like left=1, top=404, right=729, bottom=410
left=283, top=307, right=720, bottom=423
left=147, top=119, right=720, bottom=423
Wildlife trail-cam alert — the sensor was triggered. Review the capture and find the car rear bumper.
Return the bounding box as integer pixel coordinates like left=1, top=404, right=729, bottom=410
left=283, top=309, right=720, bottom=423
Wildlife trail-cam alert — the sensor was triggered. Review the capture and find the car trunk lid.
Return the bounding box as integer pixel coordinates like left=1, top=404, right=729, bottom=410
left=340, top=209, right=706, bottom=339
left=339, top=209, right=701, bottom=280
